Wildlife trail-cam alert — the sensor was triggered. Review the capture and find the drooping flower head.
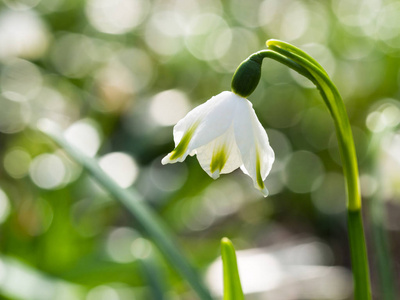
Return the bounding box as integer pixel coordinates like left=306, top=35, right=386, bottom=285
left=162, top=91, right=274, bottom=196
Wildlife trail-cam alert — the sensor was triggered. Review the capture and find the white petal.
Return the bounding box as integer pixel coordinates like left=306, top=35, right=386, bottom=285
left=189, top=91, right=240, bottom=149
left=172, top=97, right=211, bottom=146
left=233, top=98, right=274, bottom=195
left=165, top=91, right=240, bottom=164
left=162, top=96, right=211, bottom=164
left=195, top=125, right=242, bottom=179
left=161, top=121, right=199, bottom=164
left=161, top=153, right=174, bottom=165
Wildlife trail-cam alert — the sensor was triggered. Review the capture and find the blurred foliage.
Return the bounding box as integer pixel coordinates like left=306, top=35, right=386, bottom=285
left=0, top=0, right=399, bottom=299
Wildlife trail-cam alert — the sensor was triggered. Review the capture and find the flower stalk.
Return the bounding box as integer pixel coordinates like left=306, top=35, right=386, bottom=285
left=231, top=40, right=372, bottom=299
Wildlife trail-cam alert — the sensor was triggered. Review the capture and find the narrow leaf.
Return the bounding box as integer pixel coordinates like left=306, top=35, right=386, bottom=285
left=221, top=237, right=244, bottom=300
left=37, top=120, right=212, bottom=300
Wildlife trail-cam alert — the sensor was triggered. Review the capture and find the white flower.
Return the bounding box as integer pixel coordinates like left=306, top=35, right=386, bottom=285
left=161, top=91, right=275, bottom=196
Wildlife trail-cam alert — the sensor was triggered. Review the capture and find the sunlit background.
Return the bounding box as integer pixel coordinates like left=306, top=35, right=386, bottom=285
left=0, top=0, right=399, bottom=299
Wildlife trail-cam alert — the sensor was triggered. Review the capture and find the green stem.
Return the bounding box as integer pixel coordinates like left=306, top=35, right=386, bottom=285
left=252, top=40, right=371, bottom=299
left=37, top=121, right=213, bottom=300
left=266, top=41, right=361, bottom=211
left=348, top=210, right=372, bottom=300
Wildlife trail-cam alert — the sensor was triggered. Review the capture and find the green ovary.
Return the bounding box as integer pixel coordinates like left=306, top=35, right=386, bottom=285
left=170, top=124, right=198, bottom=160
left=256, top=150, right=265, bottom=190
left=210, top=145, right=228, bottom=174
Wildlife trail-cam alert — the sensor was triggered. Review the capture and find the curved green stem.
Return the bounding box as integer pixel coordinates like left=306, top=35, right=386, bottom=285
left=268, top=40, right=371, bottom=300
left=253, top=50, right=316, bottom=84
left=242, top=40, right=371, bottom=299
left=265, top=41, right=361, bottom=211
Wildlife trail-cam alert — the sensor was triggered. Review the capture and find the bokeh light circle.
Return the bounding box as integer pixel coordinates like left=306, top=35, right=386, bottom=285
left=105, top=227, right=138, bottom=263
left=86, top=0, right=150, bottom=34
left=149, top=89, right=191, bottom=126
left=99, top=152, right=139, bottom=188
left=3, top=148, right=31, bottom=178
left=0, top=10, right=49, bottom=60
left=283, top=150, right=325, bottom=193
left=0, top=95, right=30, bottom=134
left=1, top=58, right=42, bottom=102
left=311, top=172, right=346, bottom=214
left=65, top=120, right=102, bottom=157
left=29, top=153, right=67, bottom=190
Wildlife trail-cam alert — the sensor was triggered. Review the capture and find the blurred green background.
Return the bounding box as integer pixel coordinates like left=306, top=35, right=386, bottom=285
left=0, top=0, right=399, bottom=299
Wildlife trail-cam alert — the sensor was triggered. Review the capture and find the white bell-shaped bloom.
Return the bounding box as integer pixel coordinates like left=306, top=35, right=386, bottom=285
left=162, top=91, right=275, bottom=196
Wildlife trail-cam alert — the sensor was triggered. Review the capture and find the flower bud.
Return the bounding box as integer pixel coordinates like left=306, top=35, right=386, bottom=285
left=231, top=54, right=262, bottom=98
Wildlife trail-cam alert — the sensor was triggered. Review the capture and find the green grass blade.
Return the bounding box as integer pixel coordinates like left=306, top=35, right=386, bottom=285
left=221, top=238, right=244, bottom=300
left=37, top=120, right=213, bottom=300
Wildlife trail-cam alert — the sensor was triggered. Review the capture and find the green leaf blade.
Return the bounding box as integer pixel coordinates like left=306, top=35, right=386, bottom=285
left=37, top=120, right=213, bottom=300
left=221, top=237, right=244, bottom=300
